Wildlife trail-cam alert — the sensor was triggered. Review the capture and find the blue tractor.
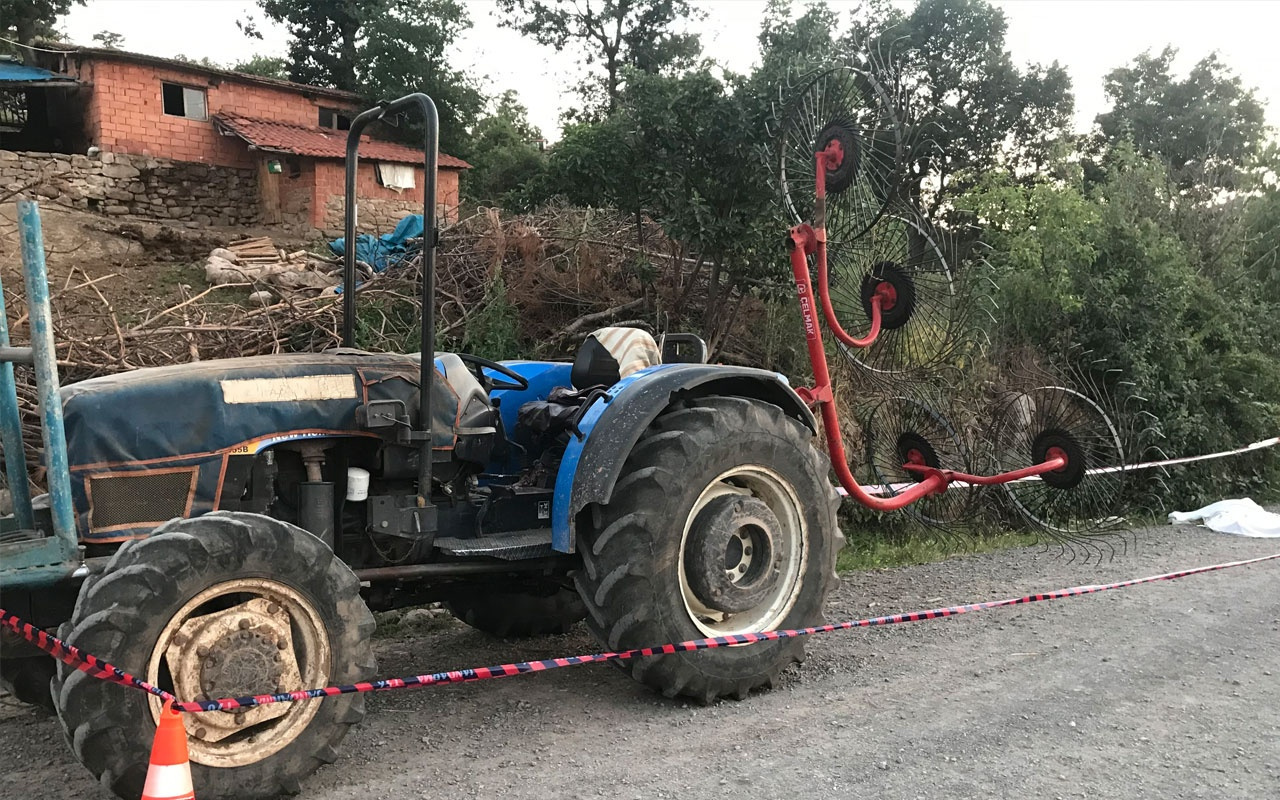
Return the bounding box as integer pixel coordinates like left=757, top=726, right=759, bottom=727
left=0, top=95, right=841, bottom=799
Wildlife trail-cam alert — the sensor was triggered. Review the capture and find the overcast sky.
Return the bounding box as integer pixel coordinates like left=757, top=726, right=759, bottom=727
left=59, top=0, right=1280, bottom=142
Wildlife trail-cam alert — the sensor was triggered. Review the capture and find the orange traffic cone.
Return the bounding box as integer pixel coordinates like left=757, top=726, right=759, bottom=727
left=141, top=699, right=196, bottom=800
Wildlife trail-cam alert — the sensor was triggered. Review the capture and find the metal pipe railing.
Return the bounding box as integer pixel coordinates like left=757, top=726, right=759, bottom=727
left=341, top=93, right=440, bottom=514
left=0, top=258, right=34, bottom=530
left=18, top=200, right=76, bottom=543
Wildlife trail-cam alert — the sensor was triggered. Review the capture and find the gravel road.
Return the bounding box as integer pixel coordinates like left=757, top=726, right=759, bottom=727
left=3, top=521, right=1277, bottom=799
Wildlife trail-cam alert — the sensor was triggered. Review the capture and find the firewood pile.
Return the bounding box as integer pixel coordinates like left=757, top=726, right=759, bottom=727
left=205, top=236, right=343, bottom=298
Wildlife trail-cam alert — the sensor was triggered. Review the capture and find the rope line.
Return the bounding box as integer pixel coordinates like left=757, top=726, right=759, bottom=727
left=3, top=551, right=1278, bottom=714
left=0, top=36, right=79, bottom=55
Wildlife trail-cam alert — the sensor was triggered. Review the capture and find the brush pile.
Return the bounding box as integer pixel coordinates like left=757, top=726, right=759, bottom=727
left=2, top=205, right=781, bottom=487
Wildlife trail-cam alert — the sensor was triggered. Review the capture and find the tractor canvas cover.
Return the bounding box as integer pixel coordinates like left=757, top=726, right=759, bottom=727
left=59, top=353, right=462, bottom=542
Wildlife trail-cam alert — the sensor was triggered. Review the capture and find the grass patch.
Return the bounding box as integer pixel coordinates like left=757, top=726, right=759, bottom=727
left=372, top=606, right=457, bottom=639
left=147, top=262, right=204, bottom=294
left=836, top=527, right=1041, bottom=572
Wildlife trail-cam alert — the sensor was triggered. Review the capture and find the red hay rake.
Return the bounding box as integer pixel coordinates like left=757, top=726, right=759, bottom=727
left=773, top=59, right=1137, bottom=542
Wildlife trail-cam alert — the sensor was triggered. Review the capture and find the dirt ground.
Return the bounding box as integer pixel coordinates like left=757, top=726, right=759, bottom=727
left=1, top=520, right=1277, bottom=798
left=0, top=203, right=315, bottom=316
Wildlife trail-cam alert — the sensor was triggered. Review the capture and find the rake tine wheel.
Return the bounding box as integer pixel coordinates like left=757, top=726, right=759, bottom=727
left=774, top=62, right=970, bottom=382
left=984, top=383, right=1130, bottom=554
left=862, top=392, right=976, bottom=533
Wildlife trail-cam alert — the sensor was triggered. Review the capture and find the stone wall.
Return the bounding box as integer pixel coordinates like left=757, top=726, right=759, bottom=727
left=320, top=195, right=428, bottom=239
left=0, top=149, right=258, bottom=227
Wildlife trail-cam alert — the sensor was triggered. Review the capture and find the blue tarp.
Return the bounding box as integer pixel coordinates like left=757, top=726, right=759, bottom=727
left=328, top=213, right=424, bottom=274
left=0, top=60, right=77, bottom=84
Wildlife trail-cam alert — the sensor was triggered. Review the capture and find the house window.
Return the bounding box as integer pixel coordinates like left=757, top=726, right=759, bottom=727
left=161, top=83, right=207, bottom=121
left=318, top=107, right=351, bottom=130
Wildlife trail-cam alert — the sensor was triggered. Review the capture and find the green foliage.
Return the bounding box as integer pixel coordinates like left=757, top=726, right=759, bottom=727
left=620, top=68, right=775, bottom=276
left=493, top=0, right=702, bottom=116
left=232, top=54, right=290, bottom=79
left=464, top=91, right=548, bottom=207
left=955, top=142, right=1280, bottom=505
left=91, top=30, right=124, bottom=48
left=0, top=0, right=81, bottom=50
left=532, top=116, right=634, bottom=208
left=353, top=295, right=420, bottom=354
left=171, top=54, right=223, bottom=69
left=249, top=0, right=482, bottom=152
left=885, top=0, right=1075, bottom=214
left=836, top=527, right=1039, bottom=572
left=1096, top=48, right=1268, bottom=188
left=460, top=275, right=522, bottom=360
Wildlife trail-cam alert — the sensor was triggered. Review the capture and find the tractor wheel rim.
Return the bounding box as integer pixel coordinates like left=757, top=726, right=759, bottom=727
left=678, top=465, right=808, bottom=637
left=146, top=578, right=331, bottom=768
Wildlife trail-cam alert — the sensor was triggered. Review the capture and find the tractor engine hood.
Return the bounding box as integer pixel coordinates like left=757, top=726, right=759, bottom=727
left=58, top=353, right=463, bottom=542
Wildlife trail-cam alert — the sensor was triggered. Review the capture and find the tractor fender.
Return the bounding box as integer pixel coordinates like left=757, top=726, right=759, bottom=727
left=551, top=363, right=816, bottom=553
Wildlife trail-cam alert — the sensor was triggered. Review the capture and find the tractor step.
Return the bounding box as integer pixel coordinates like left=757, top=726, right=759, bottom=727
left=433, top=530, right=554, bottom=561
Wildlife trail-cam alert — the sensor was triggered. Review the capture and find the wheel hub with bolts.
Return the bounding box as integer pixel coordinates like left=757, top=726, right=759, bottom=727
left=165, top=596, right=300, bottom=744
left=685, top=495, right=783, bottom=614
left=147, top=576, right=333, bottom=769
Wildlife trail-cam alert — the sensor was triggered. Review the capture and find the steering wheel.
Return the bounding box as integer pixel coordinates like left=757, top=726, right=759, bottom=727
left=457, top=353, right=529, bottom=392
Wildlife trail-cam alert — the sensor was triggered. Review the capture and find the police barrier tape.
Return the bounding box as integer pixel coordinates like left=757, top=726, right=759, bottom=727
left=3, top=550, right=1278, bottom=713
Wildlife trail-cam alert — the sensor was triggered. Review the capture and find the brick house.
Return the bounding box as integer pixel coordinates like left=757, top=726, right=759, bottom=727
left=4, top=47, right=468, bottom=231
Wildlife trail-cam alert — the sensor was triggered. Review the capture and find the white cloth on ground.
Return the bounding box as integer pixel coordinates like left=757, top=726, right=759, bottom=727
left=1168, top=498, right=1280, bottom=538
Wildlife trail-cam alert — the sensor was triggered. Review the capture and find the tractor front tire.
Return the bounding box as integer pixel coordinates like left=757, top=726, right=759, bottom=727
left=445, top=582, right=587, bottom=638
left=52, top=512, right=375, bottom=800
left=575, top=396, right=843, bottom=704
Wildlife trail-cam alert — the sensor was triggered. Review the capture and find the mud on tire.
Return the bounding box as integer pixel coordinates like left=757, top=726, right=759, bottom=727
left=574, top=396, right=843, bottom=704
left=52, top=512, right=375, bottom=800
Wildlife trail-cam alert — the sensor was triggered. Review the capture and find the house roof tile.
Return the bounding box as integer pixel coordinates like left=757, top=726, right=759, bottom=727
left=39, top=45, right=365, bottom=102
left=213, top=111, right=470, bottom=169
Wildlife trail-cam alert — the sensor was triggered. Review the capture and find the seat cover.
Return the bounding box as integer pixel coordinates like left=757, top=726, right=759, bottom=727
left=571, top=327, right=662, bottom=389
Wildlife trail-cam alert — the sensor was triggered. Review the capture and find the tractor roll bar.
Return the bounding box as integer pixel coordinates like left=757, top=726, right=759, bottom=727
left=342, top=93, right=440, bottom=511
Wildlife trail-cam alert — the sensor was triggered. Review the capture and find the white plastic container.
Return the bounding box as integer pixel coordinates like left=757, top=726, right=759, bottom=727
left=346, top=467, right=370, bottom=501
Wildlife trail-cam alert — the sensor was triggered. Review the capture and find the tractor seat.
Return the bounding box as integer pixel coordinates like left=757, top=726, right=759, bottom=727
left=570, top=327, right=663, bottom=389
left=515, top=328, right=662, bottom=446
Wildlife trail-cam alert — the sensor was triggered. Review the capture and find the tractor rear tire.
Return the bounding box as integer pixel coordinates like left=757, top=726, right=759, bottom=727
left=445, top=582, right=587, bottom=638
left=575, top=396, right=843, bottom=704
left=51, top=512, right=375, bottom=800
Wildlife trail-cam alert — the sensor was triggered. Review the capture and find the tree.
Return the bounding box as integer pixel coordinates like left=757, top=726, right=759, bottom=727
left=884, top=0, right=1074, bottom=216
left=465, top=91, right=548, bottom=206
left=1, top=0, right=82, bottom=54
left=492, top=0, right=702, bottom=115
left=1096, top=47, right=1268, bottom=189
left=91, top=30, right=124, bottom=49
left=749, top=0, right=1073, bottom=217
left=531, top=66, right=781, bottom=349
left=955, top=144, right=1280, bottom=505
left=248, top=0, right=483, bottom=150
left=232, top=54, right=290, bottom=80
